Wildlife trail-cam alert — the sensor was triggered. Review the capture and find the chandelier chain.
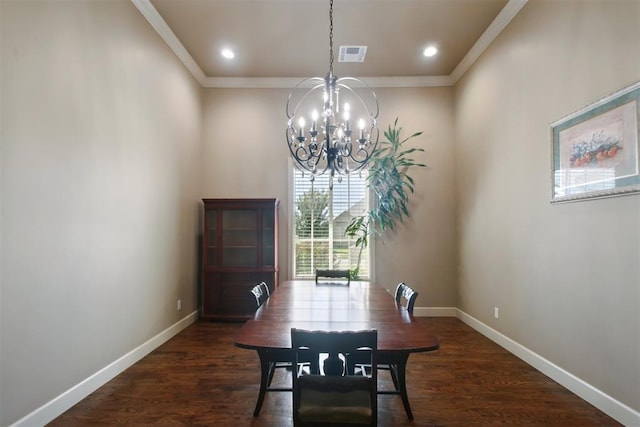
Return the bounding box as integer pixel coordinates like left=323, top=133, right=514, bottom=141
left=329, top=0, right=334, bottom=74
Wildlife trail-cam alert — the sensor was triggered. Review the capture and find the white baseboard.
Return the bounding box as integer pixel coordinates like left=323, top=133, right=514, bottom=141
left=414, top=306, right=458, bottom=317
left=11, top=311, right=199, bottom=427
left=456, top=309, right=640, bottom=427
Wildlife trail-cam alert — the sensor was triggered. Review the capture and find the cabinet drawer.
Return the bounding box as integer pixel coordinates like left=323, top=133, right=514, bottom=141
left=201, top=271, right=276, bottom=319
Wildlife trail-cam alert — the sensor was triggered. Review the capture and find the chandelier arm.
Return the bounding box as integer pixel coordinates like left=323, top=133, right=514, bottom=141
left=287, top=127, right=329, bottom=175
left=286, top=79, right=326, bottom=120
left=344, top=125, right=381, bottom=171
left=336, top=78, right=380, bottom=119
left=333, top=83, right=380, bottom=150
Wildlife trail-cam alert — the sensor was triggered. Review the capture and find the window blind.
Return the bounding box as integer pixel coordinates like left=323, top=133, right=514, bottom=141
left=292, top=169, right=370, bottom=279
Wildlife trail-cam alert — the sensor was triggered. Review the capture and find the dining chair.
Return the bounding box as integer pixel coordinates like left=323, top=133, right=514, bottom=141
left=249, top=281, right=312, bottom=417
left=315, top=269, right=351, bottom=285
left=250, top=281, right=270, bottom=308
left=395, top=281, right=418, bottom=313
left=355, top=282, right=419, bottom=419
left=249, top=281, right=291, bottom=416
left=291, top=328, right=377, bottom=426
left=385, top=282, right=419, bottom=392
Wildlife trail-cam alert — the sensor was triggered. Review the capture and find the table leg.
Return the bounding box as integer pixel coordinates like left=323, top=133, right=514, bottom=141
left=394, top=352, right=413, bottom=419
left=253, top=349, right=271, bottom=417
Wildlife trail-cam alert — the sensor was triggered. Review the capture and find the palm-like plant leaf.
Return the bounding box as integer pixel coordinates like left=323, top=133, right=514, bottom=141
left=345, top=118, right=426, bottom=277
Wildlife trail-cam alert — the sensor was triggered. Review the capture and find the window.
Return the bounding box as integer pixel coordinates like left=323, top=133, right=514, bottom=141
left=292, top=169, right=370, bottom=279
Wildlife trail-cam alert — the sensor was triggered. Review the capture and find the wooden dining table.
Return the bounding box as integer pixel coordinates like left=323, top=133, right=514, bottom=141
left=234, top=280, right=440, bottom=419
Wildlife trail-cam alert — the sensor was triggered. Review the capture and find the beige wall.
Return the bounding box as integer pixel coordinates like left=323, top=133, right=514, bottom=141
left=455, top=0, right=639, bottom=412
left=202, top=87, right=458, bottom=304
left=0, top=1, right=203, bottom=425
left=371, top=87, right=458, bottom=305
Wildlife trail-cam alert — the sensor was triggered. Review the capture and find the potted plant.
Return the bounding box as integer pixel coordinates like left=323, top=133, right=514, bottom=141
left=345, top=118, right=425, bottom=279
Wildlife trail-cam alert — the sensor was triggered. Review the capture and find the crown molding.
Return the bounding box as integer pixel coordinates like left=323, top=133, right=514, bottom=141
left=133, top=0, right=527, bottom=89
left=450, top=0, right=528, bottom=83
left=131, top=0, right=207, bottom=85
left=202, top=75, right=455, bottom=89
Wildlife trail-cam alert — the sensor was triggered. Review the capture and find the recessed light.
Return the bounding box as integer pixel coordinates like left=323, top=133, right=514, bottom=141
left=221, top=48, right=235, bottom=59
left=423, top=46, right=438, bottom=57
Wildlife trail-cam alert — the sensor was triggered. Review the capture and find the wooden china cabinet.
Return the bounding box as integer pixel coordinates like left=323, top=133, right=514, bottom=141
left=201, top=198, right=279, bottom=320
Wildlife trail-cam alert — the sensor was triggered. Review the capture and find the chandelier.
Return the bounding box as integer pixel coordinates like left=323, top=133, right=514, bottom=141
left=286, top=0, right=379, bottom=189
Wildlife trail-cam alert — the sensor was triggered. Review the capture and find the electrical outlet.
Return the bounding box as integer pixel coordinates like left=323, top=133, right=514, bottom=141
left=177, top=299, right=182, bottom=311
left=494, top=306, right=499, bottom=319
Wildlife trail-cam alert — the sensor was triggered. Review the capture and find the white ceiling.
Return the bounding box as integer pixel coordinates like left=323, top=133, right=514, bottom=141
left=133, top=0, right=527, bottom=87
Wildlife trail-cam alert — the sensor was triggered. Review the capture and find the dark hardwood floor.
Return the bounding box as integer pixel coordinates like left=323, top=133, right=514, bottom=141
left=48, top=318, right=620, bottom=426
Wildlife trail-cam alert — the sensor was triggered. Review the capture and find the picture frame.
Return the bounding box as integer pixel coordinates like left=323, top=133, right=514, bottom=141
left=551, top=81, right=640, bottom=203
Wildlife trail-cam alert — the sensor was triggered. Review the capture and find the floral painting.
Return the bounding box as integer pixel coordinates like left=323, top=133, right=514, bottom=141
left=568, top=129, right=621, bottom=168
left=551, top=82, right=640, bottom=203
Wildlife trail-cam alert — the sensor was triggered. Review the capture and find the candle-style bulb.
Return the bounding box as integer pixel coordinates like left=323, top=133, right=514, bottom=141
left=343, top=103, right=351, bottom=134
left=297, top=117, right=305, bottom=140
left=311, top=110, right=318, bottom=135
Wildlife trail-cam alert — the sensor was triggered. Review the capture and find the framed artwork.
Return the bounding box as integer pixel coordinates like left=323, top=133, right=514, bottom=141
left=551, top=81, right=640, bottom=203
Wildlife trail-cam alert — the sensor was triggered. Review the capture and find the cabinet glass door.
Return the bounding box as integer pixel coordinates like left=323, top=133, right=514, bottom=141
left=262, top=208, right=275, bottom=267
left=205, top=210, right=217, bottom=267
left=222, top=209, right=258, bottom=266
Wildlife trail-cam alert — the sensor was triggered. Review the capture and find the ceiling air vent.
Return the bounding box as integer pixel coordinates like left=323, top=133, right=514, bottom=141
left=338, top=46, right=367, bottom=62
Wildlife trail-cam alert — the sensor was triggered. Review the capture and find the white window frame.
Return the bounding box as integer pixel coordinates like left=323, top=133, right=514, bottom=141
left=289, top=161, right=373, bottom=280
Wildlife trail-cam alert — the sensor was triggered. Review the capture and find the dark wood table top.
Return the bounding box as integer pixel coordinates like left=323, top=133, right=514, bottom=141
left=234, top=280, right=440, bottom=352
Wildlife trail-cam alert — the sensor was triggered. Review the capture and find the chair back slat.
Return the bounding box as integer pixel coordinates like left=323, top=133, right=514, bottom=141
left=394, top=282, right=418, bottom=314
